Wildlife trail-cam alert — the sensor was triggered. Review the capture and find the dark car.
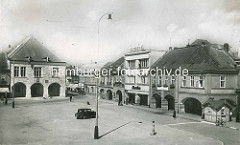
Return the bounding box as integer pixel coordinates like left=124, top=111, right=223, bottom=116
left=75, top=108, right=96, bottom=119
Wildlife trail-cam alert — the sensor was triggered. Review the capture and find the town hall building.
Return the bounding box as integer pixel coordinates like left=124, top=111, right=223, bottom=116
left=7, top=37, right=66, bottom=98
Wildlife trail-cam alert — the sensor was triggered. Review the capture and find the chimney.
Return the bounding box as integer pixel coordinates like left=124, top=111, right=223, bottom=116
left=169, top=47, right=172, bottom=51
left=223, top=43, right=229, bottom=53
left=8, top=45, right=11, bottom=48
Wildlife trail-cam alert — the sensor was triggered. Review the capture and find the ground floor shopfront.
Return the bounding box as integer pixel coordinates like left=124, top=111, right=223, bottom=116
left=99, top=86, right=125, bottom=105
left=152, top=89, right=237, bottom=116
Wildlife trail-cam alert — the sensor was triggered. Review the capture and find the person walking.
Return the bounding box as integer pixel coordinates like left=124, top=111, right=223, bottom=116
left=70, top=95, right=73, bottom=102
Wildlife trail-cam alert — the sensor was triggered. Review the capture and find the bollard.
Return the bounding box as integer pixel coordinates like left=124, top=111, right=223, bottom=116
left=150, top=121, right=157, bottom=136
left=173, top=110, right=176, bottom=118
left=12, top=101, right=15, bottom=108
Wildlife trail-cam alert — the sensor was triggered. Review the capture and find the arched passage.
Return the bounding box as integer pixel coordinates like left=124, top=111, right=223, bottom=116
left=48, top=83, right=60, bottom=97
left=100, top=89, right=104, bottom=99
left=153, top=94, right=161, bottom=108
left=107, top=90, right=113, bottom=100
left=182, top=97, right=202, bottom=116
left=12, top=82, right=26, bottom=97
left=31, top=83, right=43, bottom=97
left=165, top=95, right=175, bottom=110
left=116, top=90, right=123, bottom=104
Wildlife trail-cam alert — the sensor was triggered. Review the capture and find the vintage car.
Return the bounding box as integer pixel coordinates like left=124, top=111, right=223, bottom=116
left=75, top=108, right=96, bottom=119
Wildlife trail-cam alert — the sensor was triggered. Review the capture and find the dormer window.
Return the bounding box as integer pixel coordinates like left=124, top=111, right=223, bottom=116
left=43, top=56, right=50, bottom=62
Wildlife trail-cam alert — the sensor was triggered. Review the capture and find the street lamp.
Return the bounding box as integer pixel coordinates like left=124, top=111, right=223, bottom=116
left=94, top=12, right=113, bottom=139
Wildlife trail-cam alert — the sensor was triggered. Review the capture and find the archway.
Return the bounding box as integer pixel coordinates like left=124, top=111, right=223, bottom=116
left=31, top=83, right=43, bottom=97
left=107, top=90, right=113, bottom=100
left=153, top=94, right=161, bottom=108
left=116, top=90, right=123, bottom=104
left=48, top=83, right=60, bottom=97
left=165, top=95, right=175, bottom=110
left=139, top=94, right=148, bottom=106
left=12, top=82, right=26, bottom=97
left=182, top=97, right=202, bottom=116
left=128, top=93, right=135, bottom=104
left=100, top=89, right=104, bottom=99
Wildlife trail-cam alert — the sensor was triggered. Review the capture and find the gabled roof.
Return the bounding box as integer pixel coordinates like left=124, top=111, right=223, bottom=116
left=101, top=62, right=113, bottom=69
left=152, top=41, right=238, bottom=74
left=203, top=99, right=235, bottom=111
left=8, top=37, right=63, bottom=62
left=106, top=56, right=124, bottom=69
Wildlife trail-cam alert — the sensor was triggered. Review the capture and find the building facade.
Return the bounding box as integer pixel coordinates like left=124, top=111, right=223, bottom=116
left=8, top=37, right=66, bottom=98
left=99, top=57, right=125, bottom=104
left=151, top=39, right=238, bottom=116
left=124, top=47, right=165, bottom=106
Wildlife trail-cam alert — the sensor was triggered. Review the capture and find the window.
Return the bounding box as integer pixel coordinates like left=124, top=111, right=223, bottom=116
left=140, top=76, right=148, bottom=84
left=198, top=76, right=203, bottom=88
left=14, top=66, right=26, bottom=77
left=128, top=60, right=135, bottom=69
left=126, top=76, right=135, bottom=84
left=182, top=76, right=186, bottom=87
left=34, top=67, right=42, bottom=77
left=165, top=76, right=168, bottom=85
left=220, top=76, right=226, bottom=88
left=190, top=76, right=195, bottom=87
left=52, top=67, right=59, bottom=77
left=138, top=59, right=149, bottom=68
left=171, top=76, right=175, bottom=84
left=158, top=76, right=162, bottom=86
left=14, top=66, right=19, bottom=77
left=20, top=67, right=26, bottom=77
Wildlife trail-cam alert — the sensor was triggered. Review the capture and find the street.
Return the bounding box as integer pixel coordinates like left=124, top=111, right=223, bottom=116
left=0, top=94, right=239, bottom=145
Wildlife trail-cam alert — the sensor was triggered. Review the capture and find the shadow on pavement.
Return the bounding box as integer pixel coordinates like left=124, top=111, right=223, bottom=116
left=99, top=121, right=142, bottom=139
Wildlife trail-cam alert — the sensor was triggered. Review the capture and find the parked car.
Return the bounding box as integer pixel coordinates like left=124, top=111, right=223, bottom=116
left=75, top=108, right=96, bottom=119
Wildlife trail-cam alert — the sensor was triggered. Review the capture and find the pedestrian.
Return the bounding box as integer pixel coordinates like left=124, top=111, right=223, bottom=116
left=70, top=95, right=72, bottom=102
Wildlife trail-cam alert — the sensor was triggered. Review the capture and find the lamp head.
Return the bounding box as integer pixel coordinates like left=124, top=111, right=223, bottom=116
left=108, top=14, right=112, bottom=20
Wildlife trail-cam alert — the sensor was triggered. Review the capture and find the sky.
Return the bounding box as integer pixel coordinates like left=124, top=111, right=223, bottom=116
left=0, top=0, right=240, bottom=66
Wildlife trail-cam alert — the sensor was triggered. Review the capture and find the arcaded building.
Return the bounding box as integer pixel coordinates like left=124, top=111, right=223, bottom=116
left=8, top=37, right=66, bottom=98
left=151, top=39, right=238, bottom=116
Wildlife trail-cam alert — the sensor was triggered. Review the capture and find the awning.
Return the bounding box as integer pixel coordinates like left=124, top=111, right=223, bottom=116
left=0, top=87, right=10, bottom=93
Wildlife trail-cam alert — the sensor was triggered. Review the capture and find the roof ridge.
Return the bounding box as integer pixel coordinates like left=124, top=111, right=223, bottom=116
left=8, top=36, right=32, bottom=59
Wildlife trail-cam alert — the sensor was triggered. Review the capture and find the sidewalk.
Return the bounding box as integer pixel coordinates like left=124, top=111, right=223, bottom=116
left=0, top=97, right=69, bottom=108
left=113, top=101, right=240, bottom=131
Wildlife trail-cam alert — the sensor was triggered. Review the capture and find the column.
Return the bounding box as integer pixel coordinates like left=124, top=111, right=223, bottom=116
left=43, top=85, right=48, bottom=98
left=60, top=85, right=66, bottom=97
left=135, top=94, right=140, bottom=105
left=26, top=85, right=31, bottom=99
left=236, top=89, right=240, bottom=122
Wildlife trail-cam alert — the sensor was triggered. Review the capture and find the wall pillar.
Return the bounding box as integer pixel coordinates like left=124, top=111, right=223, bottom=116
left=43, top=85, right=48, bottom=98
left=135, top=94, right=140, bottom=105
left=235, top=89, right=240, bottom=122
left=26, top=85, right=31, bottom=99
left=60, top=85, right=66, bottom=97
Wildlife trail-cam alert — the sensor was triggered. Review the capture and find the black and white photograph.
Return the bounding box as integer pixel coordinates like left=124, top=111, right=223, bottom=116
left=0, top=0, right=240, bottom=145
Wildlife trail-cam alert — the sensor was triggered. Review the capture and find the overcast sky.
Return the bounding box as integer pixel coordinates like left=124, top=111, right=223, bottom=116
left=0, top=0, right=240, bottom=65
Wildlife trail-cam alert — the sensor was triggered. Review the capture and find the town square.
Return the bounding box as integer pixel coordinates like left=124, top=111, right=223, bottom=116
left=1, top=0, right=240, bottom=144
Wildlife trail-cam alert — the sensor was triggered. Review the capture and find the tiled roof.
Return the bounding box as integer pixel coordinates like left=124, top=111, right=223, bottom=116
left=106, top=56, right=124, bottom=69
left=8, top=37, right=62, bottom=62
left=203, top=99, right=235, bottom=111
left=152, top=41, right=238, bottom=74
left=191, top=39, right=211, bottom=46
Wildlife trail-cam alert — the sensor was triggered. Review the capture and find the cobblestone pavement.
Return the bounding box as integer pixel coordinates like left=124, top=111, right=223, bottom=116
left=0, top=94, right=239, bottom=144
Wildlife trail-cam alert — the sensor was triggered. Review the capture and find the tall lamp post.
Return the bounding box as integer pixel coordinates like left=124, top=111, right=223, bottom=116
left=94, top=12, right=112, bottom=139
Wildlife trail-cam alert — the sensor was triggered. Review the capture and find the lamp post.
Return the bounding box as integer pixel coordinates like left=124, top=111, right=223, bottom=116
left=94, top=12, right=112, bottom=139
